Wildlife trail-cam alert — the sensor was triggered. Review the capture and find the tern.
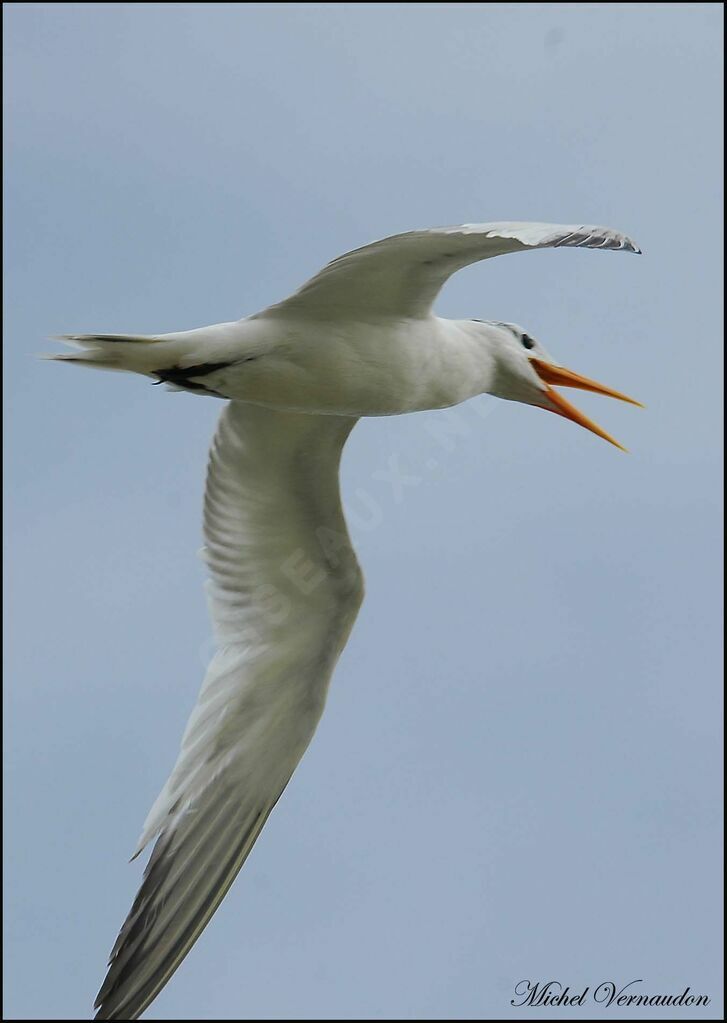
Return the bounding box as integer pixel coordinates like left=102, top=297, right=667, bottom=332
left=49, top=221, right=642, bottom=1020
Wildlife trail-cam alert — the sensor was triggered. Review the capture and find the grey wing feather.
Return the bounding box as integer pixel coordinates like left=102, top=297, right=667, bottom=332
left=93, top=402, right=363, bottom=1020
left=261, top=221, right=641, bottom=320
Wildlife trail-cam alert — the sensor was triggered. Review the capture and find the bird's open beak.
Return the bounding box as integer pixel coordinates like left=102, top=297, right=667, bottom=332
left=530, top=357, right=642, bottom=452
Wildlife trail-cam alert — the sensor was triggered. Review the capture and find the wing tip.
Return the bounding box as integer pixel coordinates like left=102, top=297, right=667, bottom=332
left=556, top=228, right=643, bottom=255
left=616, top=234, right=643, bottom=255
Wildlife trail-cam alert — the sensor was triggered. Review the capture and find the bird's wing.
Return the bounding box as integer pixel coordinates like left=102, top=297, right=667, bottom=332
left=94, top=402, right=363, bottom=1021
left=261, top=222, right=640, bottom=321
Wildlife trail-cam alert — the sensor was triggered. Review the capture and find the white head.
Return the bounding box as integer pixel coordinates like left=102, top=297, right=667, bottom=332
left=472, top=320, right=641, bottom=451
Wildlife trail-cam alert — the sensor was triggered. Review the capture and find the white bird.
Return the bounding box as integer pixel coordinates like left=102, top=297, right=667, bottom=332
left=50, top=221, right=641, bottom=1020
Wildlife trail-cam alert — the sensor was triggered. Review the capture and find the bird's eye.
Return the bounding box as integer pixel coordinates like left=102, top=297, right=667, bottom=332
left=521, top=334, right=536, bottom=350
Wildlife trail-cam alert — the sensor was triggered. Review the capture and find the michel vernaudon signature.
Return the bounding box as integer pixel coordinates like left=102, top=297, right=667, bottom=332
left=511, top=979, right=711, bottom=1008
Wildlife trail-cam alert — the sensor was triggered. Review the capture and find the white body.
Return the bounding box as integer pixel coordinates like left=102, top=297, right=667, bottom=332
left=116, top=315, right=497, bottom=414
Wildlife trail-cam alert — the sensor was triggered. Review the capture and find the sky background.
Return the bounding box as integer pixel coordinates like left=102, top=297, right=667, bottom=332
left=4, top=4, right=723, bottom=1020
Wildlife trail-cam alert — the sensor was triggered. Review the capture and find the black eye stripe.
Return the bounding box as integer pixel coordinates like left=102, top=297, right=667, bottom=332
left=471, top=321, right=537, bottom=350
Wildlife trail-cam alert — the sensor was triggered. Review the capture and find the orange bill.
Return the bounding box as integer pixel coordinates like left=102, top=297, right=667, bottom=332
left=530, top=357, right=642, bottom=452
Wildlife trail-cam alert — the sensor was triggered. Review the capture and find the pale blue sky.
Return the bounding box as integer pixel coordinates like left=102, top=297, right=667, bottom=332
left=4, top=4, right=723, bottom=1020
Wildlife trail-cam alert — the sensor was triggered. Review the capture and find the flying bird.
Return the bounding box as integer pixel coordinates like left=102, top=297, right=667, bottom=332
left=49, top=221, right=642, bottom=1020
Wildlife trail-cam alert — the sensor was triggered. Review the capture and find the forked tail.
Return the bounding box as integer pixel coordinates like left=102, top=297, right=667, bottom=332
left=44, top=332, right=240, bottom=396
left=43, top=334, right=165, bottom=375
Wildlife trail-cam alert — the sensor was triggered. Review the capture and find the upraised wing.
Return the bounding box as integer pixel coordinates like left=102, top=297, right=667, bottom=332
left=94, top=402, right=363, bottom=1020
left=262, top=221, right=641, bottom=321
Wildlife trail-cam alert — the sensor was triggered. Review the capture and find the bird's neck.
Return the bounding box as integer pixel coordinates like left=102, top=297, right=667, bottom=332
left=417, top=318, right=498, bottom=410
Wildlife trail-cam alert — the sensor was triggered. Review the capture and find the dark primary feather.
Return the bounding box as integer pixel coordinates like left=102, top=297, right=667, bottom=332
left=94, top=787, right=279, bottom=1020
